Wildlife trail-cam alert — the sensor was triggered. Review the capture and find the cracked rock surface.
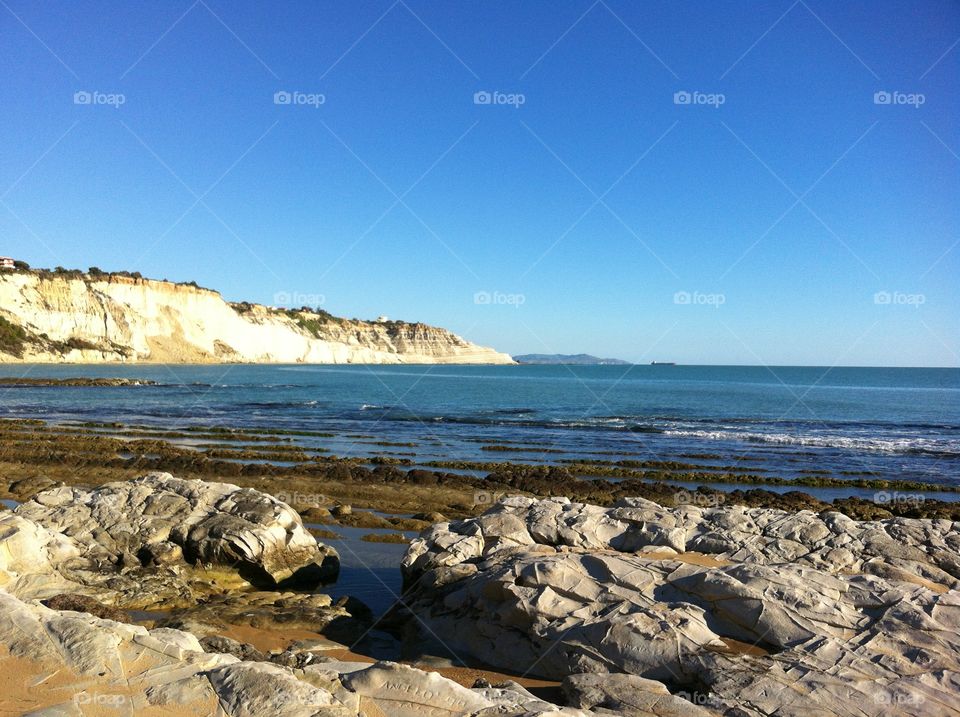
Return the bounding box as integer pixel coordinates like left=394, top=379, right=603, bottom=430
left=4, top=478, right=958, bottom=716
left=0, top=587, right=681, bottom=716
left=5, top=472, right=339, bottom=607
left=400, top=496, right=960, bottom=716
left=1, top=474, right=701, bottom=716
left=0, top=589, right=471, bottom=715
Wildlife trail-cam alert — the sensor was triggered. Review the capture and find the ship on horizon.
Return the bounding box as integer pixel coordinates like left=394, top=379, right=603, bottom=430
left=650, top=361, right=676, bottom=365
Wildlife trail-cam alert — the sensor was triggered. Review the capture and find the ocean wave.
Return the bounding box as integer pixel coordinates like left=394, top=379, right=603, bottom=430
left=366, top=412, right=666, bottom=433
left=346, top=410, right=959, bottom=456
left=663, top=429, right=960, bottom=458
left=347, top=408, right=934, bottom=433
left=598, top=415, right=960, bottom=431
left=238, top=400, right=322, bottom=409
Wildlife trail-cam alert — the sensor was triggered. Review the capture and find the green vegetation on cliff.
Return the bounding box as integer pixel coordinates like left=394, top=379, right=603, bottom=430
left=0, top=316, right=28, bottom=357
left=2, top=264, right=210, bottom=291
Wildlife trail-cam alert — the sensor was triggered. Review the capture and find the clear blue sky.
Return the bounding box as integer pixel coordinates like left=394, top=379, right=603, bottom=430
left=2, top=1, right=958, bottom=366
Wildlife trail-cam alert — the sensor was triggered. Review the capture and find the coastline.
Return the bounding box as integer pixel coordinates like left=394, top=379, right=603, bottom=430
left=0, top=270, right=515, bottom=365
left=1, top=372, right=957, bottom=714
left=2, top=468, right=957, bottom=715
left=2, top=416, right=958, bottom=521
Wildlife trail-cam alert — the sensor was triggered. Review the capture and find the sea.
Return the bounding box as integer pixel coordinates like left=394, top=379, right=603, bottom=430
left=2, top=364, right=958, bottom=496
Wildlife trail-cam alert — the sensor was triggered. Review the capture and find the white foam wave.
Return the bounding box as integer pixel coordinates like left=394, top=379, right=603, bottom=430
left=664, top=428, right=959, bottom=456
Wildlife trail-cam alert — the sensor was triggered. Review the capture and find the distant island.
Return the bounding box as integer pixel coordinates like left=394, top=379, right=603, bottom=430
left=513, top=353, right=632, bottom=365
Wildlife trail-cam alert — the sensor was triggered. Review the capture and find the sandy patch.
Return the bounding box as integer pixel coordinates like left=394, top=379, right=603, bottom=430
left=0, top=648, right=214, bottom=717
left=709, top=637, right=770, bottom=657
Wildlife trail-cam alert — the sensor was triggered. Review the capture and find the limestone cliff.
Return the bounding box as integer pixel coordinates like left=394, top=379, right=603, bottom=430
left=0, top=271, right=514, bottom=364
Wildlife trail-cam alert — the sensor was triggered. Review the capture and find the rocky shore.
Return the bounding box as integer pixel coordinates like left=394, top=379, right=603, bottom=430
left=0, top=377, right=158, bottom=386
left=1, top=471, right=958, bottom=715
left=0, top=474, right=571, bottom=716
left=400, top=496, right=960, bottom=715
left=2, top=417, right=958, bottom=522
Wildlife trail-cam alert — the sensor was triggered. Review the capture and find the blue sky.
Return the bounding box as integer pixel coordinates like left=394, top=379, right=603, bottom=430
left=1, top=1, right=958, bottom=366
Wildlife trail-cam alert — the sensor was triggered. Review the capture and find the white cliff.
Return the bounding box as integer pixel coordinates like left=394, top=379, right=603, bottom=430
left=0, top=270, right=514, bottom=364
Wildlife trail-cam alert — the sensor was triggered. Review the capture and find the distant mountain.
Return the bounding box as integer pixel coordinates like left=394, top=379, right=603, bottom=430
left=513, top=353, right=631, bottom=365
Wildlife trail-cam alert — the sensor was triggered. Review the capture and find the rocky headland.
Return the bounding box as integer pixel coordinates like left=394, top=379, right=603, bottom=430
left=0, top=268, right=513, bottom=364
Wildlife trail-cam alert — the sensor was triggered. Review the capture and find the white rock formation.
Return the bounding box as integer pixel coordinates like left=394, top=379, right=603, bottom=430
left=0, top=270, right=514, bottom=363
left=0, top=476, right=719, bottom=716
left=5, top=473, right=339, bottom=606
left=400, top=496, right=960, bottom=716
left=0, top=588, right=628, bottom=716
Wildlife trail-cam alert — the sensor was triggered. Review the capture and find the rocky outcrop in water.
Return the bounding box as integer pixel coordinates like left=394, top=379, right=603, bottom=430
left=400, top=496, right=960, bottom=716
left=0, top=270, right=514, bottom=364
left=0, top=376, right=158, bottom=386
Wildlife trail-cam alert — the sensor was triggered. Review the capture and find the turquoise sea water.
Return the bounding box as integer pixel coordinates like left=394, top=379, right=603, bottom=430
left=2, top=364, right=958, bottom=493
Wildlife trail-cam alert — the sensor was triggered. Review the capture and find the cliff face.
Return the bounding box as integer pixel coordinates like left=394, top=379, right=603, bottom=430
left=0, top=272, right=514, bottom=364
